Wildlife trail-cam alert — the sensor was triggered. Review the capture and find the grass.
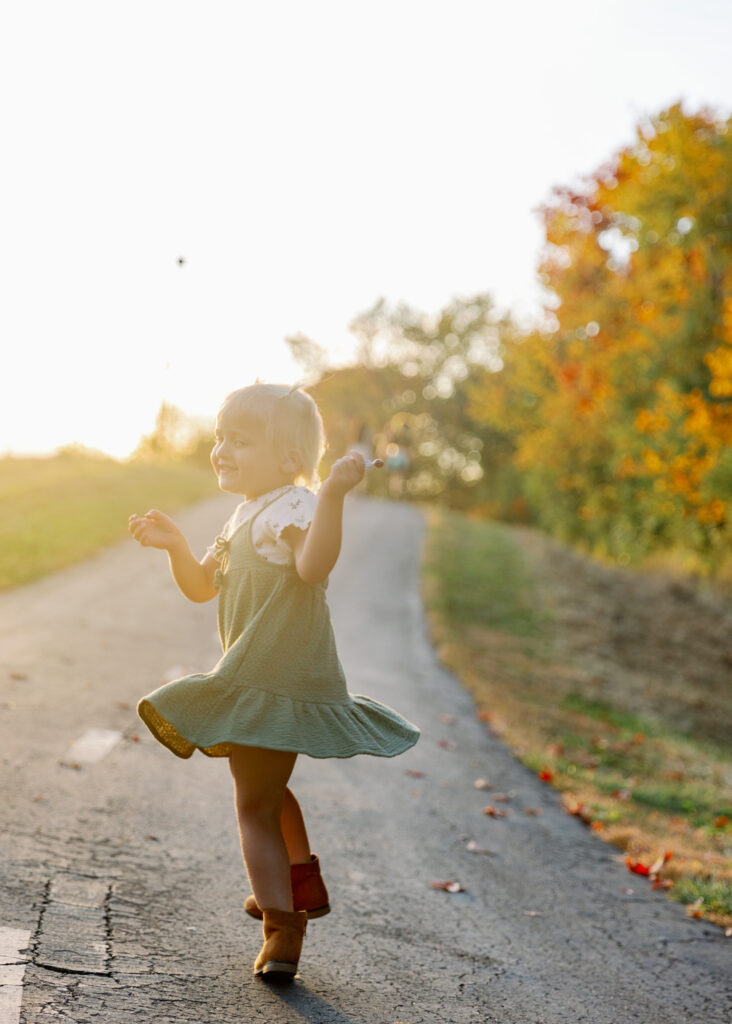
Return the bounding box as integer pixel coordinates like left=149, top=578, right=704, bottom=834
left=422, top=507, right=732, bottom=930
left=0, top=450, right=217, bottom=589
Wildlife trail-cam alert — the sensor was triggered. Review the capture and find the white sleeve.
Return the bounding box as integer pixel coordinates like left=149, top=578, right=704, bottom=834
left=263, top=487, right=317, bottom=544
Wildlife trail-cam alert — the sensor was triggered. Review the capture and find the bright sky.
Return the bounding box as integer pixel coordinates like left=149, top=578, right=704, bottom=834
left=1, top=0, right=730, bottom=457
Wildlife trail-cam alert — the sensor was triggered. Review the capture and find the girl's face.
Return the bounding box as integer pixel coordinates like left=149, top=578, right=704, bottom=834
left=211, top=406, right=293, bottom=498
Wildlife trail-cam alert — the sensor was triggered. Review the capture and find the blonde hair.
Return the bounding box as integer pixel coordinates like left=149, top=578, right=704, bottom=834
left=219, top=383, right=326, bottom=488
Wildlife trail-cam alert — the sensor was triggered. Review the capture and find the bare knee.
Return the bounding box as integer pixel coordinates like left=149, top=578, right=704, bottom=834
left=234, top=790, right=284, bottom=825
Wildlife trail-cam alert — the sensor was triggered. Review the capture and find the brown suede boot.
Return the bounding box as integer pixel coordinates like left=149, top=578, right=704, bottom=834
left=244, top=854, right=330, bottom=921
left=253, top=908, right=307, bottom=979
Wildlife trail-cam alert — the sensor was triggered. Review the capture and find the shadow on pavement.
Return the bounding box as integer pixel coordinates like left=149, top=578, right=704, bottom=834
left=267, top=980, right=365, bottom=1023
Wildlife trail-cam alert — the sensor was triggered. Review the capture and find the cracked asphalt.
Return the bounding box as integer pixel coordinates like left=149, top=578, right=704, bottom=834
left=1, top=495, right=730, bottom=1024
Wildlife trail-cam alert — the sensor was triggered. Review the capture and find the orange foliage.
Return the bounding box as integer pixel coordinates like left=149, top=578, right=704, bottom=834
left=470, top=103, right=732, bottom=564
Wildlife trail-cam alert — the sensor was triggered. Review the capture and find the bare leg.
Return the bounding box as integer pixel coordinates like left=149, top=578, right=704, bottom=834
left=229, top=745, right=297, bottom=912
left=281, top=788, right=312, bottom=865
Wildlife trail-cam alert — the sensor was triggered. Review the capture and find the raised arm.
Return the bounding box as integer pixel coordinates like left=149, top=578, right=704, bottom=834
left=128, top=509, right=219, bottom=602
left=285, top=453, right=365, bottom=585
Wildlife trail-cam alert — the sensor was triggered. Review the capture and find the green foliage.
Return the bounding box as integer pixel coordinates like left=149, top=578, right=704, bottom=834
left=309, top=294, right=529, bottom=517
left=671, top=877, right=732, bottom=918
left=422, top=509, right=547, bottom=638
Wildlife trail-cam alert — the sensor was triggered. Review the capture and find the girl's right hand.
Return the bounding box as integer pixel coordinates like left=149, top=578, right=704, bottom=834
left=128, top=509, right=184, bottom=551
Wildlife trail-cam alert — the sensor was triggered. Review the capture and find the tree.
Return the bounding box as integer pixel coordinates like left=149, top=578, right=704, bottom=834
left=470, top=103, right=732, bottom=566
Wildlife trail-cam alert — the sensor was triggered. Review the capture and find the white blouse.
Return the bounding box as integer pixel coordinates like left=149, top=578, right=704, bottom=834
left=207, top=485, right=317, bottom=566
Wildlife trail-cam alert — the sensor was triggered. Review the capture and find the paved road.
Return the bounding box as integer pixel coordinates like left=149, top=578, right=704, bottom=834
left=1, top=496, right=730, bottom=1024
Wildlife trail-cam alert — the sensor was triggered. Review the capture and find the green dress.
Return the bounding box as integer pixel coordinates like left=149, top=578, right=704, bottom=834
left=137, top=493, right=420, bottom=759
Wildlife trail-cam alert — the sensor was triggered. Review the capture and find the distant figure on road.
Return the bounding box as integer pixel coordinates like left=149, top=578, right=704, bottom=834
left=385, top=441, right=410, bottom=498
left=129, top=382, right=419, bottom=983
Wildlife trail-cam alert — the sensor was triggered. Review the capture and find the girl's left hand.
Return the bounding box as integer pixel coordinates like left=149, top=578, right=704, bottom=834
left=321, top=451, right=366, bottom=498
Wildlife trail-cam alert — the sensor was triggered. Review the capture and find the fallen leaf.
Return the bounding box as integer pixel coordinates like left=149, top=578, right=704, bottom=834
left=128, top=734, right=140, bottom=743
left=32, top=795, right=47, bottom=802
left=9, top=671, right=29, bottom=681
left=405, top=769, right=427, bottom=778
left=146, top=835, right=160, bottom=841
left=523, top=910, right=542, bottom=916
left=625, top=858, right=650, bottom=876
left=115, top=701, right=132, bottom=711
left=651, top=879, right=674, bottom=890
left=466, top=840, right=496, bottom=855
left=476, top=710, right=491, bottom=722
left=492, top=791, right=516, bottom=802
left=58, top=761, right=82, bottom=771
left=436, top=739, right=456, bottom=750
left=648, top=852, right=669, bottom=876
left=430, top=880, right=465, bottom=893
left=632, top=732, right=645, bottom=744
left=725, top=927, right=732, bottom=938
left=591, top=821, right=604, bottom=831
left=473, top=777, right=492, bottom=790
left=562, top=796, right=593, bottom=824
left=438, top=713, right=456, bottom=725
left=523, top=807, right=543, bottom=816
left=714, top=815, right=730, bottom=828
left=620, top=887, right=634, bottom=895
left=686, top=897, right=704, bottom=919
left=538, top=770, right=554, bottom=782
left=483, top=805, right=509, bottom=818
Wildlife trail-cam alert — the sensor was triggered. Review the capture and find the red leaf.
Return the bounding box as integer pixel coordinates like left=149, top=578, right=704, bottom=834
left=625, top=858, right=650, bottom=876
left=651, top=879, right=674, bottom=890
left=405, top=769, right=427, bottom=778
left=686, top=898, right=704, bottom=918
left=476, top=710, right=492, bottom=722
left=538, top=770, right=554, bottom=782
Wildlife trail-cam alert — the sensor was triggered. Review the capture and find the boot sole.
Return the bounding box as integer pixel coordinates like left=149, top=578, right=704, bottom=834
left=246, top=903, right=331, bottom=921
left=255, top=960, right=298, bottom=979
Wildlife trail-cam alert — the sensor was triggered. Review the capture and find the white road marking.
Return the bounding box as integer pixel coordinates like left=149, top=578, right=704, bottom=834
left=0, top=928, right=31, bottom=1024
left=64, top=728, right=122, bottom=764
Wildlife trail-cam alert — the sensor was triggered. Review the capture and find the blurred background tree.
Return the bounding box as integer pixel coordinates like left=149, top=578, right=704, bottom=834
left=306, top=295, right=527, bottom=516
left=132, top=401, right=213, bottom=467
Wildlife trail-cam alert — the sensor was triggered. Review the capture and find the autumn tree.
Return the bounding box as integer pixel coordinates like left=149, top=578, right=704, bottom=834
left=471, top=103, right=732, bottom=567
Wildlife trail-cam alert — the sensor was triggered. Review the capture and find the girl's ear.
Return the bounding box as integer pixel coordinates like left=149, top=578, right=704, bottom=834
left=279, top=449, right=302, bottom=476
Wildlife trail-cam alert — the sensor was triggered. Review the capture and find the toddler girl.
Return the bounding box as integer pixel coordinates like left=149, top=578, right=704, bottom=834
left=128, top=383, right=420, bottom=980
